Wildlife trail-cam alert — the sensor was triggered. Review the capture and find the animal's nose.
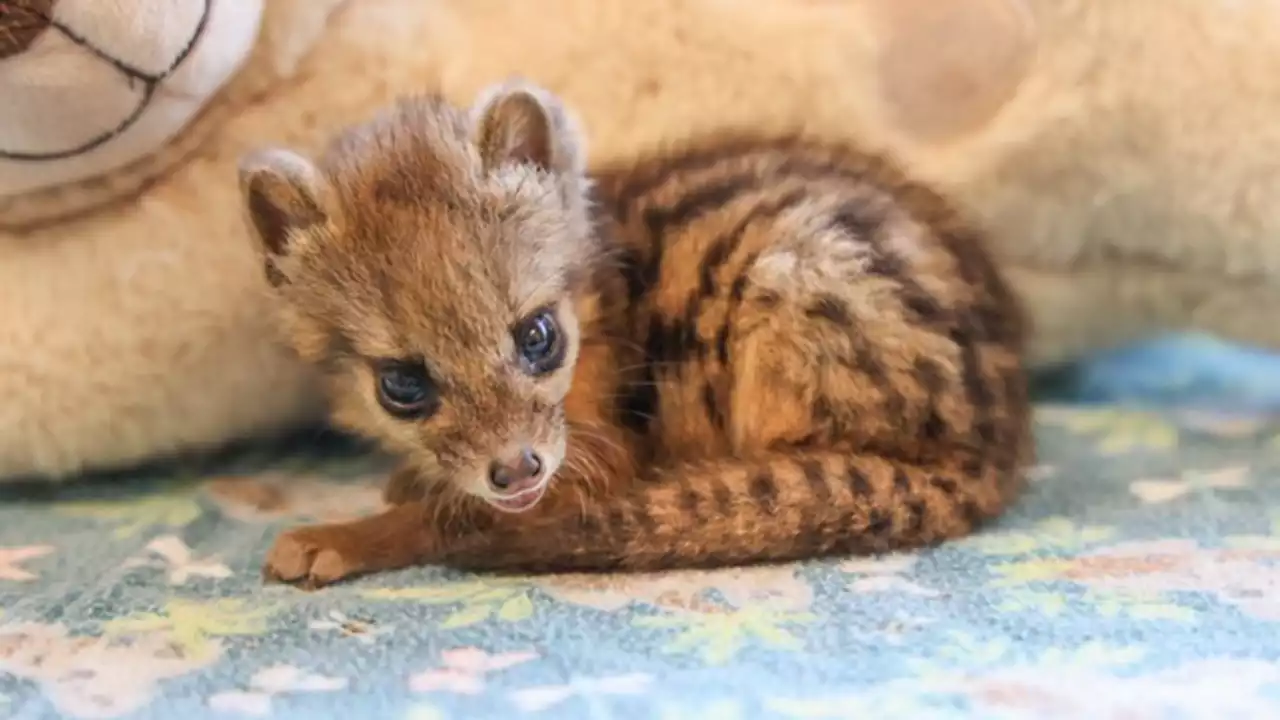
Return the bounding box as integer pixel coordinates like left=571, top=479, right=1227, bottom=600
left=487, top=448, right=544, bottom=493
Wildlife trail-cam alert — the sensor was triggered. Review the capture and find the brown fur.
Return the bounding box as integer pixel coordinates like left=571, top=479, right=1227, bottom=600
left=238, top=79, right=1033, bottom=588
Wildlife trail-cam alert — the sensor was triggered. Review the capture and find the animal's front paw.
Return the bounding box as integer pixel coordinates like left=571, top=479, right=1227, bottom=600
left=262, top=525, right=363, bottom=590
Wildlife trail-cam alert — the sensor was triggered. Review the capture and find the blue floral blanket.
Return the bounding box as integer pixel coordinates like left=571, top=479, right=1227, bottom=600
left=4, top=334, right=1280, bottom=719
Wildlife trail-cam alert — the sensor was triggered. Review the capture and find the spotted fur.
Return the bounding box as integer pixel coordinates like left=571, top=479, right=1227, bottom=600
left=239, top=80, right=1032, bottom=588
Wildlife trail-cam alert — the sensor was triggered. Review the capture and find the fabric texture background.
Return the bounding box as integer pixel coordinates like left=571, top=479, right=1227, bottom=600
left=3, top=379, right=1280, bottom=717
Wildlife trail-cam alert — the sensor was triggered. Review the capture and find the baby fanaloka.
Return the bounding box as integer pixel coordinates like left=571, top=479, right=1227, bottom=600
left=237, top=79, right=1032, bottom=589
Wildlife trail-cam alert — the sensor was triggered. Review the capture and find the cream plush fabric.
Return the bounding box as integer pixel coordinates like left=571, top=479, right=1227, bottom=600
left=1, top=0, right=1278, bottom=480
left=1, top=0, right=261, bottom=203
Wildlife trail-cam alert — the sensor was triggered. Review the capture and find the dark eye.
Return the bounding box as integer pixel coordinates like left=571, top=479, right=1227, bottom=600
left=513, top=309, right=564, bottom=375
left=374, top=361, right=440, bottom=419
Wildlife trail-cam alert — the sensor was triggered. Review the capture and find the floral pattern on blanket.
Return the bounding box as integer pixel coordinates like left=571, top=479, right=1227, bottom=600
left=3, top=405, right=1280, bottom=718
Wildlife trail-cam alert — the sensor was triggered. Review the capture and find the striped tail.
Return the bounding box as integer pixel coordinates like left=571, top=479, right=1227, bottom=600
left=434, top=449, right=1023, bottom=573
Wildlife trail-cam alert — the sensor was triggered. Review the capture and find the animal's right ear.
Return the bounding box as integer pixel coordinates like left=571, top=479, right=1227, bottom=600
left=238, top=148, right=335, bottom=283
left=470, top=79, right=586, bottom=177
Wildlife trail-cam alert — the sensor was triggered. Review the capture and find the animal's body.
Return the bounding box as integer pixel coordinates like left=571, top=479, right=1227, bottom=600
left=237, top=80, right=1032, bottom=588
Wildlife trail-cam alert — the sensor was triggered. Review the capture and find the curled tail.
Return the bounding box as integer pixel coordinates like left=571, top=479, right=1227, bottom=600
left=437, top=449, right=1024, bottom=573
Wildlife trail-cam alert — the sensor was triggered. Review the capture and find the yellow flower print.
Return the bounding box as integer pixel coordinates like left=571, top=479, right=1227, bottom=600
left=996, top=589, right=1071, bottom=616
left=989, top=539, right=1207, bottom=622
left=58, top=486, right=202, bottom=538
left=991, top=540, right=1191, bottom=586
left=1039, top=407, right=1177, bottom=454
left=405, top=705, right=448, bottom=720
left=1037, top=641, right=1146, bottom=669
left=990, top=557, right=1079, bottom=584
left=361, top=579, right=536, bottom=629
left=965, top=516, right=1114, bottom=557
left=1129, top=466, right=1251, bottom=505
left=633, top=606, right=816, bottom=665
left=1085, top=589, right=1197, bottom=622
left=104, top=598, right=276, bottom=660
left=998, top=588, right=1195, bottom=622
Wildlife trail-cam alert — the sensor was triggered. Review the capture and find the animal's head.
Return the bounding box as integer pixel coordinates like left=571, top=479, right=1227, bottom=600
left=236, top=79, right=597, bottom=513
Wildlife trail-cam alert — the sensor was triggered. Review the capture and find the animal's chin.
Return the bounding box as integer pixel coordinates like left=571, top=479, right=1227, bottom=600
left=482, top=480, right=549, bottom=514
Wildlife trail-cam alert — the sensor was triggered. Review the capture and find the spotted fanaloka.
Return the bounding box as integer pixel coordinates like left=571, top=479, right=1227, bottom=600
left=238, top=79, right=1033, bottom=589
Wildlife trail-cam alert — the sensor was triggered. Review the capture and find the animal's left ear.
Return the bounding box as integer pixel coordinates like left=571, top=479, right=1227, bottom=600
left=470, top=79, right=586, bottom=177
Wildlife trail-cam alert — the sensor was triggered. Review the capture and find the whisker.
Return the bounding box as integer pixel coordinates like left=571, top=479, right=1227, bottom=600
left=601, top=406, right=659, bottom=423
left=563, top=442, right=607, bottom=487
left=569, top=422, right=629, bottom=454
left=608, top=360, right=687, bottom=374
left=562, top=467, right=592, bottom=520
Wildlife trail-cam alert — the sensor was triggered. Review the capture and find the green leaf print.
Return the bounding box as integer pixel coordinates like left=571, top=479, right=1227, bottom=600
left=104, top=598, right=277, bottom=660
left=58, top=488, right=203, bottom=538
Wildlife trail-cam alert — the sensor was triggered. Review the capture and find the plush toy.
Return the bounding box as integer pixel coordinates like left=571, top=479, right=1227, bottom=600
left=1, top=0, right=1277, bottom=480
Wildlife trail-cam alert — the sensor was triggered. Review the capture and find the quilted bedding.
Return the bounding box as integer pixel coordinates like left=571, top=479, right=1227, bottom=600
left=3, top=335, right=1280, bottom=719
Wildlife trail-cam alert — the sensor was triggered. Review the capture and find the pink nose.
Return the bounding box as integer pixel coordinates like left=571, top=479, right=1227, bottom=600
left=487, top=448, right=543, bottom=494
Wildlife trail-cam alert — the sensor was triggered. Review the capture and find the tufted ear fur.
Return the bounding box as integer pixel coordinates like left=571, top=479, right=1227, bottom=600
left=470, top=79, right=587, bottom=177
left=237, top=148, right=337, bottom=286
